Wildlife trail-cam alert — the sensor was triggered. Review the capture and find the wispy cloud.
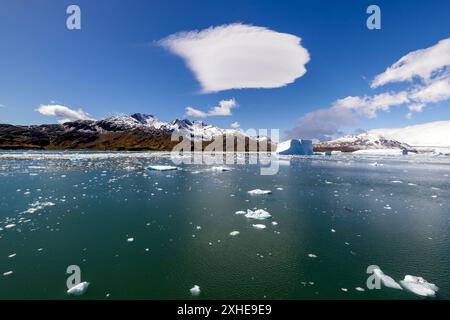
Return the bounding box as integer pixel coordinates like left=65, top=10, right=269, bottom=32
left=371, top=38, right=450, bottom=88
left=285, top=106, right=359, bottom=141
left=159, top=23, right=310, bottom=93
left=36, top=104, right=94, bottom=124
left=287, top=38, right=450, bottom=141
left=231, top=121, right=240, bottom=129
left=186, top=98, right=237, bottom=118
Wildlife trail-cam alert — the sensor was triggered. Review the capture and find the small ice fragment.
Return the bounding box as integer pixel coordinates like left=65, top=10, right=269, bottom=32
left=4, top=224, right=16, bottom=229
left=400, top=275, right=438, bottom=297
left=391, top=180, right=403, bottom=184
left=8, top=253, right=16, bottom=258
left=373, top=268, right=402, bottom=290
left=127, top=237, right=134, bottom=242
left=248, top=189, right=272, bottom=195
left=308, top=254, right=317, bottom=258
left=252, top=224, right=266, bottom=230
left=276, top=187, right=284, bottom=191
left=190, top=285, right=201, bottom=296
left=211, top=166, right=231, bottom=172
left=355, top=287, right=365, bottom=292
left=3, top=271, right=13, bottom=276
left=67, top=281, right=90, bottom=296
left=331, top=229, right=336, bottom=233
left=146, top=165, right=178, bottom=171
left=341, top=288, right=348, bottom=292
left=245, top=209, right=272, bottom=220
left=229, top=231, right=240, bottom=236
left=271, top=221, right=278, bottom=226
left=235, top=210, right=246, bottom=215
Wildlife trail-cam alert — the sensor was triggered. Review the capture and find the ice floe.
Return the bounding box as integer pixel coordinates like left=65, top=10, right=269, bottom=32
left=67, top=281, right=90, bottom=296
left=3, top=271, right=13, bottom=276
left=4, top=224, right=16, bottom=229
left=229, top=231, right=240, bottom=236
left=400, top=275, right=438, bottom=297
left=235, top=210, right=246, bottom=215
left=373, top=268, right=402, bottom=290
left=190, top=285, right=201, bottom=296
left=252, top=224, right=266, bottom=230
left=245, top=209, right=272, bottom=220
left=308, top=254, right=317, bottom=258
left=210, top=166, right=232, bottom=172
left=146, top=165, right=178, bottom=171
left=23, top=201, right=55, bottom=214
left=248, top=189, right=272, bottom=195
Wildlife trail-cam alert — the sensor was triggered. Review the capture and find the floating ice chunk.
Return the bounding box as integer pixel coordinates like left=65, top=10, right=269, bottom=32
left=67, top=281, right=90, bottom=296
left=190, top=285, right=201, bottom=296
left=373, top=268, right=402, bottom=290
left=400, top=275, right=438, bottom=297
left=4, top=224, right=16, bottom=229
left=8, top=253, right=16, bottom=258
left=248, top=189, right=272, bottom=195
left=127, top=237, right=134, bottom=242
left=3, top=271, right=13, bottom=276
left=229, top=231, right=240, bottom=236
left=331, top=229, right=336, bottom=233
left=308, top=254, right=318, bottom=258
left=391, top=180, right=403, bottom=184
left=252, top=224, right=266, bottom=230
left=271, top=221, right=278, bottom=226
left=245, top=209, right=272, bottom=220
left=370, top=162, right=383, bottom=167
left=355, top=287, right=365, bottom=292
left=235, top=210, right=246, bottom=215
left=210, top=166, right=231, bottom=172
left=146, top=165, right=178, bottom=171
left=276, top=187, right=284, bottom=191
left=341, top=288, right=348, bottom=292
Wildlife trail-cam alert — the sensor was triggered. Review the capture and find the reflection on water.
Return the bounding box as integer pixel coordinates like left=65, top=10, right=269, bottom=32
left=0, top=151, right=449, bottom=299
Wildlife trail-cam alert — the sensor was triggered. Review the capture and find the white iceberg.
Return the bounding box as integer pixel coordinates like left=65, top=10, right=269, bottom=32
left=190, top=285, right=201, bottom=296
left=276, top=139, right=313, bottom=155
left=146, top=165, right=178, bottom=171
left=67, top=281, right=90, bottom=296
left=373, top=268, right=402, bottom=290
left=252, top=224, right=266, bottom=230
left=248, top=189, right=272, bottom=195
left=400, top=275, right=438, bottom=297
left=245, top=209, right=272, bottom=220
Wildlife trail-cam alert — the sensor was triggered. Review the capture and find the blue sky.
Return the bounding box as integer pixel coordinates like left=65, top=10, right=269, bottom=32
left=0, top=0, right=449, bottom=139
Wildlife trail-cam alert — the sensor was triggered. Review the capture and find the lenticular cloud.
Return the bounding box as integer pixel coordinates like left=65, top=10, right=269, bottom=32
left=159, top=23, right=310, bottom=93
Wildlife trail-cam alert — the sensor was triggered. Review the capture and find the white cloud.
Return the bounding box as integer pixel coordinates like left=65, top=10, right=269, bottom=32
left=231, top=121, right=240, bottom=129
left=409, top=77, right=450, bottom=104
left=185, top=106, right=207, bottom=118
left=36, top=104, right=94, bottom=123
left=408, top=103, right=426, bottom=112
left=159, top=23, right=310, bottom=93
left=185, top=98, right=237, bottom=118
left=334, top=91, right=409, bottom=118
left=371, top=38, right=450, bottom=88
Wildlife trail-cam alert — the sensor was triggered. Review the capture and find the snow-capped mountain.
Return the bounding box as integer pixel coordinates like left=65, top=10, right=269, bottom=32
left=368, top=120, right=450, bottom=148
left=314, top=132, right=413, bottom=153
left=0, top=113, right=270, bottom=151
left=66, top=113, right=235, bottom=140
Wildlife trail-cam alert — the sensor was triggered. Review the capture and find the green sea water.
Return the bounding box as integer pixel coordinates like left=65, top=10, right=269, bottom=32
left=0, top=151, right=449, bottom=299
